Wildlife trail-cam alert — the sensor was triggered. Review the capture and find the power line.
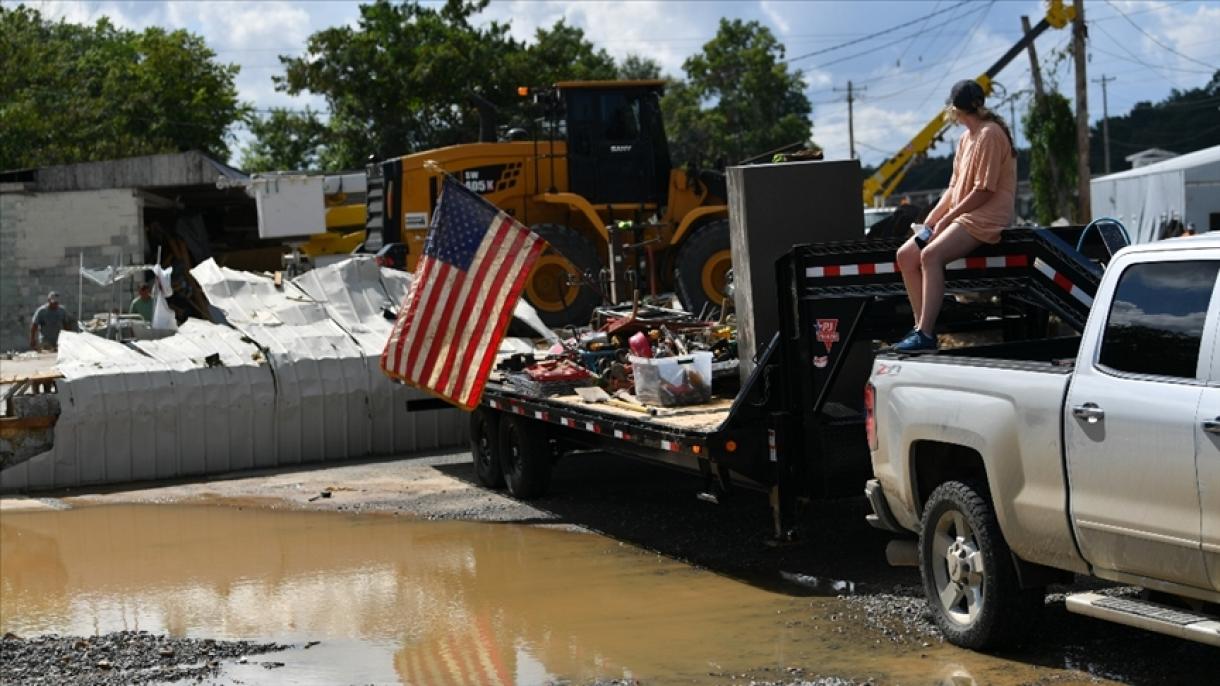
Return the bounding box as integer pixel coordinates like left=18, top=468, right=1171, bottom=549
left=1102, top=0, right=1218, bottom=71
left=1089, top=20, right=1189, bottom=90
left=784, top=0, right=973, bottom=65
left=913, top=1, right=996, bottom=113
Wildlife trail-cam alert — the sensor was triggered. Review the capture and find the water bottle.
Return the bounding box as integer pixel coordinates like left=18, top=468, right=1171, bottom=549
left=912, top=223, right=933, bottom=249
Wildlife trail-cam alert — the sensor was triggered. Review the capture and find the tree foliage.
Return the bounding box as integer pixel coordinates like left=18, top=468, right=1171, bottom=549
left=618, top=54, right=662, bottom=80
left=240, top=108, right=328, bottom=172
left=0, top=5, right=245, bottom=169
left=1089, top=70, right=1220, bottom=173
left=1023, top=91, right=1077, bottom=225
left=663, top=19, right=812, bottom=168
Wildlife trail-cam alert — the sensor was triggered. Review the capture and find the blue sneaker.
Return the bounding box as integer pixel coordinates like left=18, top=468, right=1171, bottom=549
left=892, top=330, right=938, bottom=353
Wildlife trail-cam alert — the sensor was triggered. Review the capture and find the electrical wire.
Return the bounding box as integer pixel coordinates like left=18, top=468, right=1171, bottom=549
left=1102, top=0, right=1218, bottom=71
left=1089, top=20, right=1189, bottom=90
left=912, top=1, right=996, bottom=113
left=784, top=0, right=973, bottom=65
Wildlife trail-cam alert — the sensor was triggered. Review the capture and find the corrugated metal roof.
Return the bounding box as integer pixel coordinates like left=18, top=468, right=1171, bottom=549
left=0, top=259, right=468, bottom=492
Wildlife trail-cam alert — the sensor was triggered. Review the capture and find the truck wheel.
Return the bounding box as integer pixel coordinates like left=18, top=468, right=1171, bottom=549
left=469, top=408, right=504, bottom=488
left=525, top=224, right=601, bottom=327
left=675, top=219, right=731, bottom=316
left=498, top=414, right=552, bottom=499
left=918, top=480, right=1042, bottom=649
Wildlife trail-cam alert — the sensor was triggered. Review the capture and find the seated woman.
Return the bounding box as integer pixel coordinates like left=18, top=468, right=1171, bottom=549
left=892, top=80, right=1018, bottom=353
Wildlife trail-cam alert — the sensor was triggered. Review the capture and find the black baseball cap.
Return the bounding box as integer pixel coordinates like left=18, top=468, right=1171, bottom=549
left=947, top=79, right=985, bottom=112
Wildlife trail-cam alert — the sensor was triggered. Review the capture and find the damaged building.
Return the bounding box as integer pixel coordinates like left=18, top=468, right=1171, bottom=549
left=0, top=150, right=293, bottom=351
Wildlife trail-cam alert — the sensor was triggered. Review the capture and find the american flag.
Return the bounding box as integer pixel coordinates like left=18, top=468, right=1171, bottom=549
left=381, top=176, right=544, bottom=410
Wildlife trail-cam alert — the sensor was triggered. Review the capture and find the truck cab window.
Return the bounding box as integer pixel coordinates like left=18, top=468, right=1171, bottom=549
left=1099, top=260, right=1220, bottom=379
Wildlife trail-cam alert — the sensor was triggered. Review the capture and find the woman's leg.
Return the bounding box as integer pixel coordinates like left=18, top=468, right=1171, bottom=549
left=917, top=223, right=984, bottom=335
left=895, top=237, right=924, bottom=327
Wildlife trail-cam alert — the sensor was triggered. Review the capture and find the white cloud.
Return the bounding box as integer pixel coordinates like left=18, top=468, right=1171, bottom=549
left=758, top=0, right=790, bottom=35
left=24, top=0, right=151, bottom=29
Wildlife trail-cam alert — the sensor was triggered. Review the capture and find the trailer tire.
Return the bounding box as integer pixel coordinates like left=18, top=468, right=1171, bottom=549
left=918, top=480, right=1042, bottom=650
left=675, top=219, right=731, bottom=316
left=525, top=224, right=601, bottom=327
left=498, top=415, right=552, bottom=499
left=470, top=408, right=505, bottom=488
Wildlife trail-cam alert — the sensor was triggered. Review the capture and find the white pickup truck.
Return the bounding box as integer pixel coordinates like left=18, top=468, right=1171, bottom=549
left=865, top=234, right=1220, bottom=649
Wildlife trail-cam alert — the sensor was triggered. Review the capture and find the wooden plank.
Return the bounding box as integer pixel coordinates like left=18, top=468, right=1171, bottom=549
left=0, top=370, right=62, bottom=386
left=0, top=415, right=58, bottom=435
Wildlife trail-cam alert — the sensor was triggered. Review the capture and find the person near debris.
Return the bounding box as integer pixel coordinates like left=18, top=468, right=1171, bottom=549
left=29, top=291, right=77, bottom=351
left=130, top=282, right=154, bottom=321
left=891, top=80, right=1017, bottom=353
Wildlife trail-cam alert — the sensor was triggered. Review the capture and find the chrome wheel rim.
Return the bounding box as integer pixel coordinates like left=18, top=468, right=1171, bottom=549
left=931, top=509, right=985, bottom=625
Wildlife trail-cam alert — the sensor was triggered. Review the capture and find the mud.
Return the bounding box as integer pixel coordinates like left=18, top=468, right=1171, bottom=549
left=1, top=451, right=1214, bottom=684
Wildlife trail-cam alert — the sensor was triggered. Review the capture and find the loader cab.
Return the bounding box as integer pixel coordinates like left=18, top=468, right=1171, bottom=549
left=557, top=81, right=672, bottom=206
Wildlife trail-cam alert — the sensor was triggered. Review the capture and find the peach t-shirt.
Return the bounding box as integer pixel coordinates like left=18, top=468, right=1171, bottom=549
left=947, top=121, right=1017, bottom=243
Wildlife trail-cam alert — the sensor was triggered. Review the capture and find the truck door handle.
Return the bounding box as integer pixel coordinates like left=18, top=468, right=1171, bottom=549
left=1072, top=403, right=1105, bottom=423
left=1203, top=418, right=1220, bottom=434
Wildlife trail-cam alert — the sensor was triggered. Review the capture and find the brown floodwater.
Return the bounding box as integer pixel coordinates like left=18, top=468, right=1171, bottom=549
left=0, top=504, right=1108, bottom=685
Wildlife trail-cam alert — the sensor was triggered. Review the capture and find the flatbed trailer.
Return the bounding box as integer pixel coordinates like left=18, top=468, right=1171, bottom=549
left=472, top=227, right=1118, bottom=539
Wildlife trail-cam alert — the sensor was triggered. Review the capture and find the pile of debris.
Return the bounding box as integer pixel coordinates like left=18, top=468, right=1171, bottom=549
left=497, top=299, right=738, bottom=411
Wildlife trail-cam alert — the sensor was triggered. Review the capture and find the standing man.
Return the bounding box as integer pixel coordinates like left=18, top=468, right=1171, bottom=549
left=130, top=282, right=154, bottom=321
left=29, top=291, right=77, bottom=351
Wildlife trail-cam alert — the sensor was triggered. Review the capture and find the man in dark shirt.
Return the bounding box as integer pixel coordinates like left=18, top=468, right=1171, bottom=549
left=30, top=291, right=77, bottom=350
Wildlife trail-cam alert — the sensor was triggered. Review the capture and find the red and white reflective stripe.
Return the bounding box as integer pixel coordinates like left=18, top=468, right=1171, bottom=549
left=613, top=428, right=631, bottom=440
left=806, top=262, right=896, bottom=278
left=489, top=400, right=500, bottom=409
left=533, top=410, right=548, bottom=421
left=1033, top=258, right=1094, bottom=307
left=805, top=254, right=1029, bottom=279
left=512, top=404, right=525, bottom=414
left=585, top=421, right=600, bottom=433
left=768, top=428, right=777, bottom=463
left=944, top=254, right=1029, bottom=270
left=660, top=439, right=680, bottom=452
left=560, top=417, right=576, bottom=428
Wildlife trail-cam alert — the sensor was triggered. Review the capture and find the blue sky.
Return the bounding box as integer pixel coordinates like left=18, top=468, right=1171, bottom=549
left=17, top=1, right=1220, bottom=167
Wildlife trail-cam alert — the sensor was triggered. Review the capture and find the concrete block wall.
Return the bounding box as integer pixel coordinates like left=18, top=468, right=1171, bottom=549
left=1, top=188, right=144, bottom=351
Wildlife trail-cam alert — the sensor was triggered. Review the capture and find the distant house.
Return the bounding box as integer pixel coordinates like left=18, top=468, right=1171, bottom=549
left=1124, top=148, right=1179, bottom=169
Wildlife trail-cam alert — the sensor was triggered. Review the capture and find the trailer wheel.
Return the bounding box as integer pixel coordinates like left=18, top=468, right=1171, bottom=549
left=918, top=480, right=1042, bottom=649
left=469, top=408, right=505, bottom=488
left=498, top=415, right=552, bottom=499
left=525, top=224, right=601, bottom=327
left=675, top=219, right=731, bottom=316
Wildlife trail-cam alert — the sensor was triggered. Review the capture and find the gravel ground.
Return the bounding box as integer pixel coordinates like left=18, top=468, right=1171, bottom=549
left=0, top=631, right=289, bottom=685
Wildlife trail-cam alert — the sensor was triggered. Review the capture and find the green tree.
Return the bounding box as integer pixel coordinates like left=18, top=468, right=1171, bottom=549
left=0, top=6, right=245, bottom=168
left=663, top=19, right=812, bottom=168
left=1089, top=70, right=1220, bottom=174
left=1023, top=91, right=1076, bottom=224
left=241, top=108, right=329, bottom=172
left=277, top=0, right=524, bottom=168
left=517, top=20, right=617, bottom=85
left=618, top=54, right=662, bottom=80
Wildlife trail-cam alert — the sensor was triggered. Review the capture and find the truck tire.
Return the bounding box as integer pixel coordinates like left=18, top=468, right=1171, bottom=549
left=675, top=219, right=731, bottom=316
left=498, top=414, right=553, bottom=499
left=469, top=408, right=504, bottom=488
left=525, top=224, right=601, bottom=327
left=918, top=480, right=1042, bottom=649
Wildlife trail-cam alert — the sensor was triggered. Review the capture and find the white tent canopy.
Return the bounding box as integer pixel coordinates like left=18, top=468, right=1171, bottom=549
left=1090, top=145, right=1220, bottom=244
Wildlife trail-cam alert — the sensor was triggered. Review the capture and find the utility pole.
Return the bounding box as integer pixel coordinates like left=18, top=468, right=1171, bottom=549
left=1072, top=0, right=1091, bottom=221
left=1092, top=74, right=1116, bottom=173
left=1022, top=15, right=1063, bottom=217
left=1010, top=98, right=1019, bottom=149
left=834, top=81, right=865, bottom=159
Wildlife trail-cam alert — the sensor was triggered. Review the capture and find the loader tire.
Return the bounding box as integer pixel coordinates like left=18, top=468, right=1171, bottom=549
left=525, top=224, right=601, bottom=327
left=470, top=408, right=504, bottom=488
left=918, top=480, right=1043, bottom=650
left=675, top=219, right=732, bottom=316
left=498, top=415, right=552, bottom=499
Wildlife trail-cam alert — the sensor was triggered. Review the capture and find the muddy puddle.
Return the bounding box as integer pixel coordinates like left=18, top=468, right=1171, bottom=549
left=1, top=504, right=1113, bottom=685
